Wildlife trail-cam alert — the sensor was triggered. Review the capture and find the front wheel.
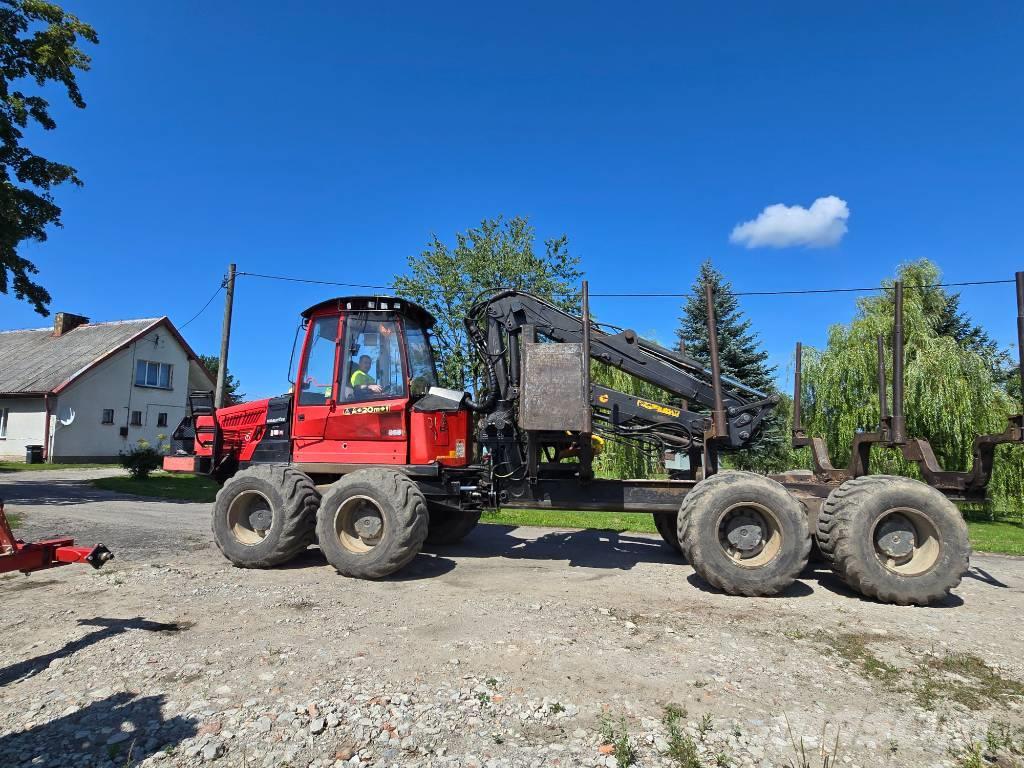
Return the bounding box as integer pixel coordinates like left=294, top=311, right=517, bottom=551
left=316, top=468, right=429, bottom=579
left=212, top=464, right=319, bottom=568
left=678, top=471, right=810, bottom=596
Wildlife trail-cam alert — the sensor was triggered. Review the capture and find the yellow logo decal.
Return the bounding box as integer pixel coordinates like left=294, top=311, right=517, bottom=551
left=636, top=399, right=680, bottom=418
left=342, top=405, right=391, bottom=415
left=597, top=393, right=609, bottom=404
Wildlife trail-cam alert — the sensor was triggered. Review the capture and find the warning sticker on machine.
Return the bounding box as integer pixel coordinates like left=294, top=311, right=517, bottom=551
left=342, top=405, right=391, bottom=415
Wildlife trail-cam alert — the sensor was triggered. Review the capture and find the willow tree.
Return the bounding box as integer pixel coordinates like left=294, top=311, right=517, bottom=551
left=801, top=259, right=1024, bottom=514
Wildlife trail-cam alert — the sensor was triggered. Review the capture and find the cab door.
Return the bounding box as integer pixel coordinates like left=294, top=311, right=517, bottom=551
left=291, top=314, right=342, bottom=460
left=323, top=313, right=409, bottom=464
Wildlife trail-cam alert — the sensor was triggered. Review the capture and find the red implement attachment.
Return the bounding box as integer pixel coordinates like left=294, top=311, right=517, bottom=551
left=0, top=499, right=113, bottom=576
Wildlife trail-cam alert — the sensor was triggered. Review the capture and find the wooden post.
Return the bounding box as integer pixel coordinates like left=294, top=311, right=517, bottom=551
left=215, top=263, right=236, bottom=409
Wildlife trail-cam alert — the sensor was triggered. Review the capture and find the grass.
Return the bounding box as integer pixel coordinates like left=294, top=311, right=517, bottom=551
left=816, top=632, right=901, bottom=685
left=0, top=461, right=111, bottom=472
left=92, top=472, right=219, bottom=502
left=966, top=519, right=1024, bottom=556
left=481, top=508, right=658, bottom=534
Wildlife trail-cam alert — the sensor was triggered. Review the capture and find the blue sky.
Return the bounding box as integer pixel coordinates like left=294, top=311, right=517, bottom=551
left=4, top=2, right=1023, bottom=398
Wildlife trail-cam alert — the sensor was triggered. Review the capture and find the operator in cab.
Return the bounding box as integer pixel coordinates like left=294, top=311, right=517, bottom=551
left=350, top=355, right=384, bottom=398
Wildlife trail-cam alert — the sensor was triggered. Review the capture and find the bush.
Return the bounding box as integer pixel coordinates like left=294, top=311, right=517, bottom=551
left=119, top=436, right=167, bottom=479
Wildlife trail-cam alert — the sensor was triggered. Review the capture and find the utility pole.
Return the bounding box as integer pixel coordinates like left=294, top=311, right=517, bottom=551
left=215, top=263, right=236, bottom=408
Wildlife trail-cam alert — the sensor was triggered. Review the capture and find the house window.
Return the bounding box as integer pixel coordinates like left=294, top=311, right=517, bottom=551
left=0, top=408, right=8, bottom=438
left=135, top=360, right=173, bottom=389
left=130, top=410, right=142, bottom=426
left=157, top=412, right=168, bottom=427
left=101, top=409, right=114, bottom=424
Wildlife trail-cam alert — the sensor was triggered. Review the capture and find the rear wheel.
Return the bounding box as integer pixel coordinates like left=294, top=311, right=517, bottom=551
left=817, top=475, right=969, bottom=605
left=678, top=471, right=810, bottom=596
left=316, top=468, right=429, bottom=579
left=212, top=464, right=319, bottom=568
left=653, top=513, right=681, bottom=553
left=426, top=507, right=481, bottom=545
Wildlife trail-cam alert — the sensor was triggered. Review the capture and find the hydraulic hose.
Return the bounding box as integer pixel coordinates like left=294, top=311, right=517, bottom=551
left=462, top=316, right=499, bottom=413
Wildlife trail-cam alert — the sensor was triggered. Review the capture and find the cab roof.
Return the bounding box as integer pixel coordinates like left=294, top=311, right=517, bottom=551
left=300, top=296, right=436, bottom=328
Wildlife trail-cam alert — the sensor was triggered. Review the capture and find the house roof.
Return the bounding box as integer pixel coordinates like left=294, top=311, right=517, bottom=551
left=0, top=317, right=214, bottom=396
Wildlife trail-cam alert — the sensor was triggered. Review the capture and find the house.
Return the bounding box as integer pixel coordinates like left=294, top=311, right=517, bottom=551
left=0, top=312, right=215, bottom=462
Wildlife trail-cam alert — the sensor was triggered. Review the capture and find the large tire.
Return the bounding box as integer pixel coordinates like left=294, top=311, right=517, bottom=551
left=316, top=468, right=429, bottom=579
left=426, top=507, right=482, bottom=545
left=212, top=464, right=319, bottom=568
left=817, top=475, right=969, bottom=606
left=678, top=471, right=811, bottom=596
left=653, top=513, right=682, bottom=553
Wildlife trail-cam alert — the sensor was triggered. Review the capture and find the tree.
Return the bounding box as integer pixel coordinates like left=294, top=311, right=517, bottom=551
left=392, top=216, right=582, bottom=390
left=676, top=260, right=776, bottom=393
left=800, top=259, right=1024, bottom=513
left=1, top=0, right=97, bottom=316
left=676, top=260, right=785, bottom=472
left=199, top=354, right=246, bottom=405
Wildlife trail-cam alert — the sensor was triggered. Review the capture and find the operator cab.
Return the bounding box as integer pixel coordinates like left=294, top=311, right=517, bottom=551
left=292, top=296, right=467, bottom=467
left=298, top=296, right=439, bottom=406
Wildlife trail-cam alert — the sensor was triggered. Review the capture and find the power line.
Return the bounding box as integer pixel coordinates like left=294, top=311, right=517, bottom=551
left=178, top=283, right=224, bottom=329
left=232, top=270, right=1015, bottom=300
left=237, top=271, right=390, bottom=290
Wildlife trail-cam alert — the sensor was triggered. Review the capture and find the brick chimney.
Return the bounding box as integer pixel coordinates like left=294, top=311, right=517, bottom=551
left=53, top=312, right=89, bottom=336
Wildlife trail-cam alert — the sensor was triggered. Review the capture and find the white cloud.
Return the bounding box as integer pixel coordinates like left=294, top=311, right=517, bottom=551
left=729, top=195, right=849, bottom=249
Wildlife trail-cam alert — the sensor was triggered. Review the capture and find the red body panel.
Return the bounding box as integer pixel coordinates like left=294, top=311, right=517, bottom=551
left=192, top=400, right=270, bottom=463
left=409, top=410, right=470, bottom=467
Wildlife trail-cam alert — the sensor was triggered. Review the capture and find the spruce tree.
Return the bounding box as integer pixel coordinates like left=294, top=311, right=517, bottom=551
left=677, top=260, right=775, bottom=393
left=676, top=260, right=796, bottom=473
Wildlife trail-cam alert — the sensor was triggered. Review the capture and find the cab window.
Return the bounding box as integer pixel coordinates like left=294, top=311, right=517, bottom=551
left=298, top=316, right=339, bottom=406
left=341, top=317, right=406, bottom=401
left=405, top=320, right=438, bottom=397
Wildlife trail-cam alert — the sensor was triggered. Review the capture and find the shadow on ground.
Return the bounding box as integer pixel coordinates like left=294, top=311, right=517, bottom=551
left=427, top=524, right=681, bottom=571
left=0, top=692, right=196, bottom=767
left=0, top=617, right=192, bottom=688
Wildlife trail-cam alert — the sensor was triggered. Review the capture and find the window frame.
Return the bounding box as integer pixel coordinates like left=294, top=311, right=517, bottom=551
left=0, top=407, right=8, bottom=438
left=297, top=315, right=341, bottom=407
left=157, top=412, right=168, bottom=428
left=101, top=409, right=115, bottom=425
left=130, top=410, right=143, bottom=426
left=135, top=360, right=174, bottom=390
left=339, top=315, right=408, bottom=403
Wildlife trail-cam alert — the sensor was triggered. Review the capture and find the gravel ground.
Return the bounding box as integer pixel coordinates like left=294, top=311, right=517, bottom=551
left=2, top=469, right=1024, bottom=768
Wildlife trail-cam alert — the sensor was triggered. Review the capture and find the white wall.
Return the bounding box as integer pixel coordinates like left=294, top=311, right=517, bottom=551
left=50, top=327, right=196, bottom=460
left=0, top=397, right=46, bottom=461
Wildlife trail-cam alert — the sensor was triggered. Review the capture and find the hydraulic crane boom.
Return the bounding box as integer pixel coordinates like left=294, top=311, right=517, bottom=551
left=463, top=288, right=779, bottom=481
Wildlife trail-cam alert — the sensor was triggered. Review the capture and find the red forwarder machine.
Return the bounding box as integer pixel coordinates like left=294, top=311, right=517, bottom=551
left=165, top=276, right=1024, bottom=606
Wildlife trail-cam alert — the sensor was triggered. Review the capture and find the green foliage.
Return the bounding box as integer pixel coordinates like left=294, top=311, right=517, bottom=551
left=662, top=704, right=700, bottom=768
left=392, top=216, right=581, bottom=389
left=1, top=0, right=98, bottom=315
left=118, top=437, right=167, bottom=480
left=801, top=259, right=1023, bottom=514
left=599, top=713, right=636, bottom=768
left=199, top=354, right=245, bottom=404
left=591, top=362, right=672, bottom=480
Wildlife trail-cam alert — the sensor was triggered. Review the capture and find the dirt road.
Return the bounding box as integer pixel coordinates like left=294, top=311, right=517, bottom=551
left=2, top=468, right=1023, bottom=768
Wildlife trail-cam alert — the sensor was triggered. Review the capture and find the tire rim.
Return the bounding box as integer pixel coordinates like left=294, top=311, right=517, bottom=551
left=227, top=490, right=274, bottom=546
left=715, top=502, right=783, bottom=568
left=871, top=507, right=940, bottom=576
left=335, top=495, right=385, bottom=553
